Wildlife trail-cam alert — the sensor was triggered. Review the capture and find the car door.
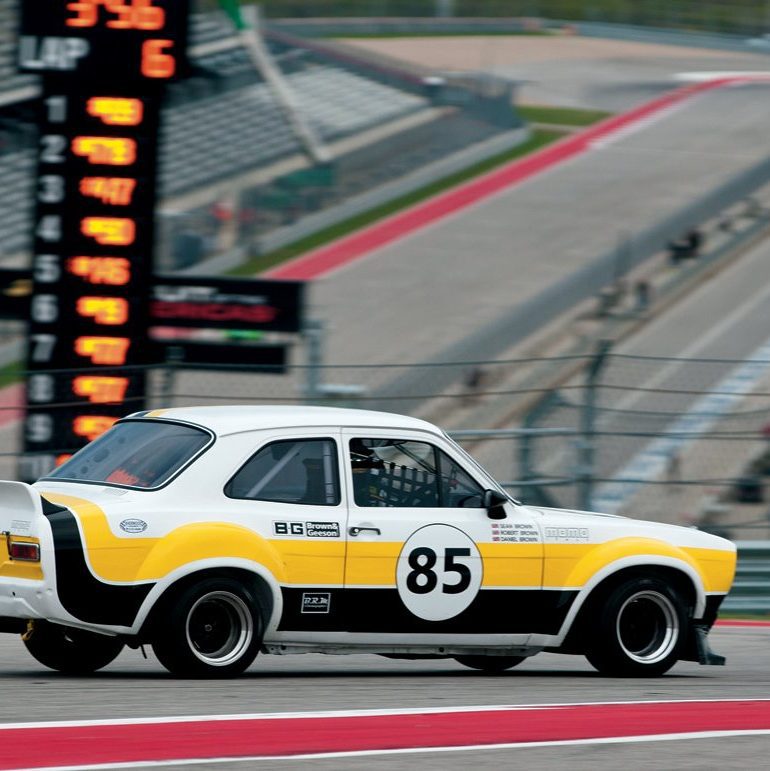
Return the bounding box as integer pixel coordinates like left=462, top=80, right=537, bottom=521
left=222, top=428, right=349, bottom=640
left=342, top=429, right=544, bottom=646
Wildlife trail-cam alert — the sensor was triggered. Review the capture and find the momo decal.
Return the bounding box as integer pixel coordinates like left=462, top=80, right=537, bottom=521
left=545, top=527, right=590, bottom=543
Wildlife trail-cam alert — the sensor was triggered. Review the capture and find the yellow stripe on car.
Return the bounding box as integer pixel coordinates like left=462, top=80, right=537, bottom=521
left=41, top=492, right=344, bottom=585
left=544, top=538, right=735, bottom=593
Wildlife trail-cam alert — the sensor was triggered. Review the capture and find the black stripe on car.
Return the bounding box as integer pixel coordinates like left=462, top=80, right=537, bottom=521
left=278, top=587, right=577, bottom=634
left=42, top=500, right=154, bottom=627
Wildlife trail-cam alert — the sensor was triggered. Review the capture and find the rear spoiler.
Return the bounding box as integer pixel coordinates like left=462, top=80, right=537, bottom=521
left=0, top=482, right=44, bottom=535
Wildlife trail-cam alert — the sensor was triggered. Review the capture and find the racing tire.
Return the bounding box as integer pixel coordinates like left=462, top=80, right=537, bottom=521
left=454, top=655, right=525, bottom=672
left=584, top=577, right=688, bottom=677
left=23, top=621, right=124, bottom=674
left=152, top=577, right=262, bottom=677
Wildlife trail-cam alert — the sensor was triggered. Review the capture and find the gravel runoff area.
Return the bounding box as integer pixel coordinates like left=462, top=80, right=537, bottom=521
left=342, top=34, right=770, bottom=110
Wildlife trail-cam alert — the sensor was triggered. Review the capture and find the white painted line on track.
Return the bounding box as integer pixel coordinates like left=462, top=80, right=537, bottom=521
left=6, top=729, right=770, bottom=771
left=676, top=71, right=770, bottom=82
left=2, top=697, right=769, bottom=731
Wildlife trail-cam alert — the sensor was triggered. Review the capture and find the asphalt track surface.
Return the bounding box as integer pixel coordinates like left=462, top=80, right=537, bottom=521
left=0, top=625, right=767, bottom=769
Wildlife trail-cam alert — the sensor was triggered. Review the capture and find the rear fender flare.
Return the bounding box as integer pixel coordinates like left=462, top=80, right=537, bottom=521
left=131, top=557, right=284, bottom=636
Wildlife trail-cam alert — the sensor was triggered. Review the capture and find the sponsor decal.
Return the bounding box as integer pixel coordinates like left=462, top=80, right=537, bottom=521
left=273, top=521, right=340, bottom=538
left=119, top=518, right=147, bottom=534
left=490, top=522, right=540, bottom=543
left=273, top=521, right=305, bottom=536
left=10, top=520, right=31, bottom=534
left=544, top=527, right=589, bottom=543
left=301, top=592, right=331, bottom=614
left=306, top=521, right=340, bottom=538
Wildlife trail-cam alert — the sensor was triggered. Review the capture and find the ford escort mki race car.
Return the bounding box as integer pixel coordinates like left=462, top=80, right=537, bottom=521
left=0, top=406, right=736, bottom=677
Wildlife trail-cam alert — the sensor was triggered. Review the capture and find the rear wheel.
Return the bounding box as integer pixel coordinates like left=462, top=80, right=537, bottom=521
left=455, top=655, right=525, bottom=672
left=152, top=577, right=262, bottom=677
left=23, top=621, right=124, bottom=674
left=585, top=577, right=688, bottom=677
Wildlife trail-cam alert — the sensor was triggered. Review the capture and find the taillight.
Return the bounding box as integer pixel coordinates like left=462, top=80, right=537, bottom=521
left=9, top=541, right=40, bottom=562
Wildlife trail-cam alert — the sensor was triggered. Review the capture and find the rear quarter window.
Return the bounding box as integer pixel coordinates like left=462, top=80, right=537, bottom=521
left=45, top=420, right=212, bottom=489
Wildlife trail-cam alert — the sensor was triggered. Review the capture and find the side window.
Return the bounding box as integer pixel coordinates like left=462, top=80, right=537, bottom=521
left=350, top=438, right=440, bottom=507
left=436, top=449, right=485, bottom=508
left=226, top=438, right=340, bottom=506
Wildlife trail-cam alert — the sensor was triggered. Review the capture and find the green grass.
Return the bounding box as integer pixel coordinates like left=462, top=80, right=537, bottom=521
left=0, top=361, right=23, bottom=389
left=517, top=104, right=612, bottom=127
left=229, top=128, right=563, bottom=276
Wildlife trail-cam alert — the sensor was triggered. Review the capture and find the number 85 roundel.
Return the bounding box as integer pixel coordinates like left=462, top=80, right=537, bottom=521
left=396, top=524, right=483, bottom=621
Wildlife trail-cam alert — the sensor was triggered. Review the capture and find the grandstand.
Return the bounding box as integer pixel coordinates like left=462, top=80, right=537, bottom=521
left=0, top=0, right=522, bottom=270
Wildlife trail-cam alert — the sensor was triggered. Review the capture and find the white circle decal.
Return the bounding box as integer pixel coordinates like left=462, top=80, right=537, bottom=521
left=396, top=524, right=482, bottom=621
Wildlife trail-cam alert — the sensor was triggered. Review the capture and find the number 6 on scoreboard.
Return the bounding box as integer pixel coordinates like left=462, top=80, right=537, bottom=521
left=141, top=39, right=175, bottom=79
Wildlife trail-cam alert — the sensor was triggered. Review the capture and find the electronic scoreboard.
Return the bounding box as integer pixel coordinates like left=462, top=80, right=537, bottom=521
left=18, top=1, right=191, bottom=480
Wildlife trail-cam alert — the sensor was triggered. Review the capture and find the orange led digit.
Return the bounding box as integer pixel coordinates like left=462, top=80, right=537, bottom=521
left=73, top=415, right=119, bottom=441
left=73, top=376, right=130, bottom=404
left=68, top=256, right=131, bottom=286
left=77, top=297, right=130, bottom=326
left=75, top=336, right=131, bottom=365
left=72, top=136, right=136, bottom=166
left=132, top=0, right=166, bottom=30
left=66, top=0, right=99, bottom=27
left=80, top=177, right=137, bottom=205
left=105, top=0, right=165, bottom=31
left=141, top=39, right=176, bottom=79
left=87, top=97, right=144, bottom=126
left=81, top=217, right=136, bottom=246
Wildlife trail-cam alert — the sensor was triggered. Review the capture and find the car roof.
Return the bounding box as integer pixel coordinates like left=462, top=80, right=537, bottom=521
left=130, top=405, right=441, bottom=438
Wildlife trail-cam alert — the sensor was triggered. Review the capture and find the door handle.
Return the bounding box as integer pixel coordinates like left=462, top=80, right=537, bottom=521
left=349, top=526, right=381, bottom=537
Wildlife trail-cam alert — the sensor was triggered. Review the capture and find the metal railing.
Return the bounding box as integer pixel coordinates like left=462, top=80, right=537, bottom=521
left=722, top=542, right=770, bottom=614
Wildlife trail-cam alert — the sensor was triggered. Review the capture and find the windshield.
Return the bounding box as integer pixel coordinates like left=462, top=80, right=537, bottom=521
left=45, top=420, right=212, bottom=489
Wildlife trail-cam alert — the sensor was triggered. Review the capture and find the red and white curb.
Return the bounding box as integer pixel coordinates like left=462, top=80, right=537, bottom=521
left=1, top=699, right=769, bottom=770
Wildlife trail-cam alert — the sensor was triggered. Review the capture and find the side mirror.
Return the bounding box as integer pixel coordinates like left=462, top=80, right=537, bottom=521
left=483, top=489, right=508, bottom=520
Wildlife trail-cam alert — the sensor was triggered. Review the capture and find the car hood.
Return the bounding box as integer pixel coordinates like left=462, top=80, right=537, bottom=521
left=532, top=506, right=735, bottom=552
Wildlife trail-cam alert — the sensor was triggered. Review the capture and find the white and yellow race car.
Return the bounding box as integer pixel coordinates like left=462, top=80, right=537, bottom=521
left=0, top=406, right=736, bottom=677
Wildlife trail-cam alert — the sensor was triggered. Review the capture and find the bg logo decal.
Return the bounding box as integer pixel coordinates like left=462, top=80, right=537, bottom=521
left=396, top=524, right=482, bottom=621
left=301, top=592, right=331, bottom=614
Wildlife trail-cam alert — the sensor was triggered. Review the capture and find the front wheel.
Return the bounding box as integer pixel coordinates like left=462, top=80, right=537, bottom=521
left=455, top=655, right=525, bottom=673
left=585, top=577, right=688, bottom=677
left=152, top=577, right=262, bottom=677
left=23, top=621, right=124, bottom=674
